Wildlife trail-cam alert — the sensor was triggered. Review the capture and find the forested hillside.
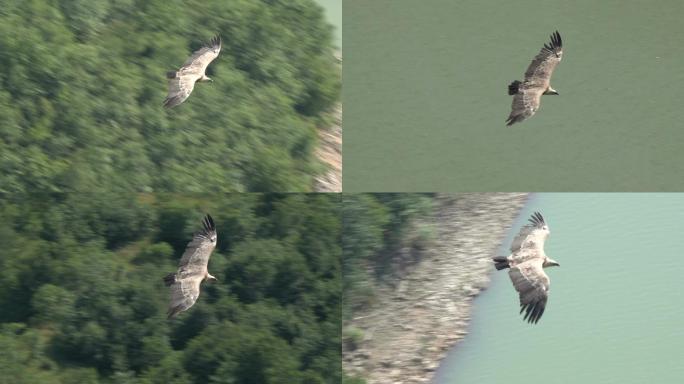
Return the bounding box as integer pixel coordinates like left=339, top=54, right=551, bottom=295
left=341, top=194, right=436, bottom=384
left=0, top=193, right=341, bottom=383
left=342, top=194, right=435, bottom=317
left=0, top=0, right=340, bottom=192
left=342, top=194, right=526, bottom=384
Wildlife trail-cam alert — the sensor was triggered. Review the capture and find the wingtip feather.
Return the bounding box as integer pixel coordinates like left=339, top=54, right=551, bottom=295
left=210, top=34, right=221, bottom=50
left=520, top=302, right=544, bottom=324
left=203, top=214, right=215, bottom=231
left=203, top=213, right=216, bottom=232
left=550, top=30, right=562, bottom=49
left=528, top=211, right=545, bottom=227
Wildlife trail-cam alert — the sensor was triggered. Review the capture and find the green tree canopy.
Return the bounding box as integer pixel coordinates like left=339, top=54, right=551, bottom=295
left=0, top=193, right=341, bottom=383
left=0, top=0, right=340, bottom=193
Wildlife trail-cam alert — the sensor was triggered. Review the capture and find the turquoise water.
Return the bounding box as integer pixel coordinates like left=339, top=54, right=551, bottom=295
left=315, top=0, right=341, bottom=47
left=435, top=193, right=684, bottom=383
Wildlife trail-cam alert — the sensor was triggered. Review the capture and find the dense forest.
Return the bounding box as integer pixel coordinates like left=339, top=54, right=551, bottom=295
left=0, top=193, right=341, bottom=383
left=0, top=0, right=340, bottom=193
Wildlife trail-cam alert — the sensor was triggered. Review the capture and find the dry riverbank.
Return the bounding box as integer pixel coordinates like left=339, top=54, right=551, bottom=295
left=343, top=193, right=528, bottom=383
left=314, top=102, right=341, bottom=192
left=314, top=51, right=342, bottom=192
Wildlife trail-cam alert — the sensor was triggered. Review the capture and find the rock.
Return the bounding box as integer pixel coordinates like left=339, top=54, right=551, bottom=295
left=341, top=194, right=528, bottom=384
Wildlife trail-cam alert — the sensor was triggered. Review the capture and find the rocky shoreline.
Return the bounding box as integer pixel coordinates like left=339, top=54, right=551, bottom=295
left=314, top=102, right=341, bottom=192
left=343, top=193, right=529, bottom=383
left=314, top=51, right=342, bottom=192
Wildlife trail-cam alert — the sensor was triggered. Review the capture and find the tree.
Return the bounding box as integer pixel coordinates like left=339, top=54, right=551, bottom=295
left=0, top=193, right=341, bottom=383
left=0, top=0, right=340, bottom=193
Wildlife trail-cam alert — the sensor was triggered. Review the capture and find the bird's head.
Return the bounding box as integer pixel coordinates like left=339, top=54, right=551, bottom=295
left=544, top=86, right=559, bottom=95
left=538, top=221, right=550, bottom=232
left=543, top=257, right=560, bottom=268
left=536, top=222, right=550, bottom=240
left=206, top=273, right=218, bottom=282
left=541, top=224, right=550, bottom=238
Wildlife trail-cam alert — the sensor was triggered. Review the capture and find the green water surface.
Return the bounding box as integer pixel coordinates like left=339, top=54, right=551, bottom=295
left=344, top=0, right=684, bottom=191
left=435, top=193, right=684, bottom=383
left=316, top=0, right=341, bottom=47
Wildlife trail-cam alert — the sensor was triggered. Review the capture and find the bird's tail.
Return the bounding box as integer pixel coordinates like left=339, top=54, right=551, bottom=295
left=167, top=306, right=181, bottom=319
left=166, top=71, right=178, bottom=79
left=508, top=80, right=521, bottom=95
left=493, top=256, right=510, bottom=270
left=163, top=273, right=176, bottom=286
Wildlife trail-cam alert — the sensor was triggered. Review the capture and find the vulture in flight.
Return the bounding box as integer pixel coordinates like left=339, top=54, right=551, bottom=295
left=506, top=31, right=563, bottom=126
left=163, top=214, right=218, bottom=318
left=493, top=212, right=560, bottom=324
left=164, top=35, right=221, bottom=108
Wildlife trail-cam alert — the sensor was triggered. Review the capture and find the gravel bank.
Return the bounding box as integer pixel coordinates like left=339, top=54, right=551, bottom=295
left=343, top=193, right=528, bottom=383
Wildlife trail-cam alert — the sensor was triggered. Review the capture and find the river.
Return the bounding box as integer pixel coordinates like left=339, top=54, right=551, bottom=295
left=343, top=0, right=684, bottom=192
left=435, top=193, right=684, bottom=383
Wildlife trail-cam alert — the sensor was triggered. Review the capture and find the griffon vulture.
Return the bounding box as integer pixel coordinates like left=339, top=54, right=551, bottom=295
left=506, top=31, right=563, bottom=126
left=163, top=214, right=218, bottom=318
left=493, top=212, right=560, bottom=324
left=164, top=35, right=221, bottom=108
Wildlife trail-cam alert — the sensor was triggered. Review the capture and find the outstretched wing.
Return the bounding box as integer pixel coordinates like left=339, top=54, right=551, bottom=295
left=523, top=31, right=562, bottom=89
left=506, top=31, right=562, bottom=126
left=509, top=211, right=547, bottom=253
left=163, top=35, right=221, bottom=108
left=163, top=76, right=196, bottom=108
left=165, top=215, right=217, bottom=318
left=181, top=35, right=221, bottom=71
left=508, top=258, right=550, bottom=324
left=506, top=89, right=543, bottom=126
left=167, top=277, right=201, bottom=318
left=178, top=214, right=217, bottom=270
